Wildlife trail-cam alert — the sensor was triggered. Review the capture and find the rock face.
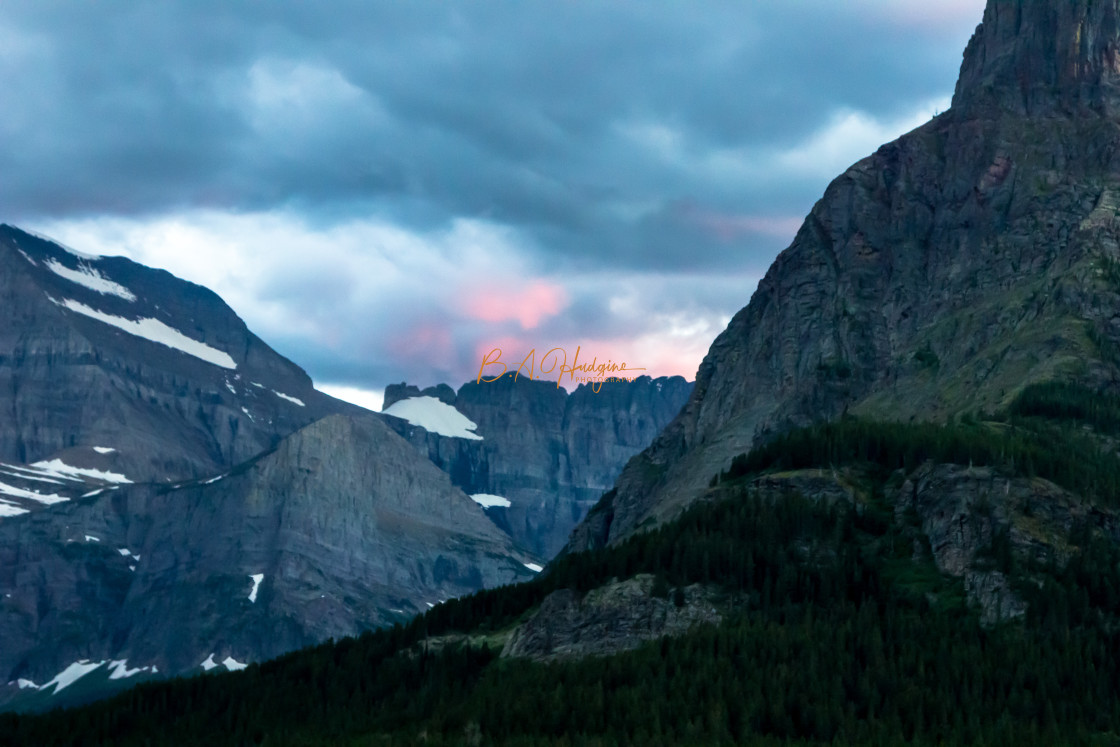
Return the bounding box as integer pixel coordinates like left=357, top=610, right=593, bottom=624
left=380, top=372, right=692, bottom=558
left=567, top=0, right=1120, bottom=551
left=501, top=575, right=722, bottom=660
left=0, top=413, right=532, bottom=696
left=0, top=225, right=359, bottom=484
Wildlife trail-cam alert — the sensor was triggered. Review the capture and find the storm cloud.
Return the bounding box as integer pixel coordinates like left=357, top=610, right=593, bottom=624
left=0, top=0, right=986, bottom=404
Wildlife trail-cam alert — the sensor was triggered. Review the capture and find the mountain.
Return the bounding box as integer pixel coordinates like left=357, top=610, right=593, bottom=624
left=0, top=224, right=357, bottom=487
left=567, top=0, right=1120, bottom=552
left=0, top=412, right=531, bottom=710
left=0, top=226, right=533, bottom=708
left=379, top=372, right=692, bottom=558
left=12, top=1, right=1120, bottom=743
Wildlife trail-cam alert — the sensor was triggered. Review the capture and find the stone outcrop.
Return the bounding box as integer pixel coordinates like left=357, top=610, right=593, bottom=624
left=501, top=575, right=722, bottom=660
left=566, top=0, right=1120, bottom=552
left=382, top=372, right=691, bottom=558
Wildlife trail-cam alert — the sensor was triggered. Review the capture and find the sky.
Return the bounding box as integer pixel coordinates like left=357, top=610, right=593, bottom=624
left=0, top=0, right=987, bottom=412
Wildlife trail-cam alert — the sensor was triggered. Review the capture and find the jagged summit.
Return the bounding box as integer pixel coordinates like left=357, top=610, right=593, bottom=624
left=953, top=0, right=1120, bottom=115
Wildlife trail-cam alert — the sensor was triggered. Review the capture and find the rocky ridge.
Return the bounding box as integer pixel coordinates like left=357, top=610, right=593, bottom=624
left=380, top=372, right=692, bottom=558
left=567, top=0, right=1120, bottom=552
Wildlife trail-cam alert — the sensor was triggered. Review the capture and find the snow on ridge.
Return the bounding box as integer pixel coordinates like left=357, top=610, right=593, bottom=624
left=248, top=573, right=264, bottom=603
left=382, top=396, right=483, bottom=440
left=523, top=562, right=544, bottom=573
left=44, top=259, right=136, bottom=301
left=48, top=297, right=237, bottom=370
left=0, top=500, right=29, bottom=517
left=0, top=468, right=64, bottom=484
left=20, top=228, right=100, bottom=259
left=91, top=446, right=115, bottom=454
left=0, top=480, right=68, bottom=505
left=470, top=493, right=511, bottom=508
left=272, top=390, right=305, bottom=407
left=30, top=458, right=132, bottom=484
left=42, top=660, right=106, bottom=694
left=200, top=654, right=218, bottom=671
left=223, top=656, right=248, bottom=671
left=108, top=660, right=155, bottom=680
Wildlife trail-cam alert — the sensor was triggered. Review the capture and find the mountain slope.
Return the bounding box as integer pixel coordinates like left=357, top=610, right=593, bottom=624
left=568, top=0, right=1120, bottom=551
left=0, top=224, right=358, bottom=485
left=0, top=412, right=532, bottom=707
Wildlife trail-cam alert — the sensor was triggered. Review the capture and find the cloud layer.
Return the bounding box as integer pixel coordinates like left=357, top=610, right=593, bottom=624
left=1, top=0, right=986, bottom=401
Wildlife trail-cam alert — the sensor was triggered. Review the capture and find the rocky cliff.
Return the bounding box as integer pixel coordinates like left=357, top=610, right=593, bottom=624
left=0, top=413, right=532, bottom=703
left=567, top=0, right=1120, bottom=551
left=380, top=372, right=692, bottom=558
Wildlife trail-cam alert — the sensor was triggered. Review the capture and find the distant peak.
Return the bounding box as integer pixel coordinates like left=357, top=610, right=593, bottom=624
left=953, top=0, right=1120, bottom=115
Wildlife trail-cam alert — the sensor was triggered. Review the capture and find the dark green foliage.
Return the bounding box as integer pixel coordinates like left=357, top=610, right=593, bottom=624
left=1008, top=380, right=1120, bottom=435
left=722, top=415, right=1120, bottom=507
left=913, top=344, right=940, bottom=368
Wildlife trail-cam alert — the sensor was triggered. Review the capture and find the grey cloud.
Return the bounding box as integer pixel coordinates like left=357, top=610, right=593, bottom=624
left=2, top=0, right=984, bottom=276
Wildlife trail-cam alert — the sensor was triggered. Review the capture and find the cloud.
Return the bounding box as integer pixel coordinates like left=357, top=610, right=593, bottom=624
left=3, top=0, right=988, bottom=390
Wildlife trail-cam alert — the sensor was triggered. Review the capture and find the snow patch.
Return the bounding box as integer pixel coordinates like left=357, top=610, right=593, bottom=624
left=471, top=493, right=511, bottom=508
left=43, top=660, right=105, bottom=694
left=223, top=656, right=247, bottom=671
left=16, top=678, right=38, bottom=690
left=272, top=390, right=305, bottom=407
left=200, top=654, right=218, bottom=671
left=0, top=480, right=68, bottom=505
left=108, top=660, right=153, bottom=680
left=91, top=447, right=115, bottom=454
left=0, top=468, right=63, bottom=484
left=523, top=562, right=544, bottom=573
left=202, top=474, right=224, bottom=485
left=44, top=259, right=136, bottom=301
left=241, top=406, right=254, bottom=421
left=382, top=396, right=483, bottom=440
left=82, top=489, right=105, bottom=498
left=84, top=535, right=100, bottom=542
left=49, top=297, right=236, bottom=369
left=0, top=500, right=30, bottom=517
left=225, top=381, right=237, bottom=394
left=16, top=249, right=37, bottom=266
left=248, top=573, right=264, bottom=603
left=30, top=458, right=131, bottom=484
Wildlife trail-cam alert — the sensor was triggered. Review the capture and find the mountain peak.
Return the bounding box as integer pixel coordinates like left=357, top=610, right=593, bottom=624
left=953, top=0, right=1120, bottom=115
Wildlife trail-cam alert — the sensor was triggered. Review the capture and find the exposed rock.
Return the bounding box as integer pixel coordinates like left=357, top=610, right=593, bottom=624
left=0, top=413, right=532, bottom=693
left=501, top=575, right=721, bottom=660
left=566, top=0, right=1120, bottom=553
left=0, top=225, right=359, bottom=485
left=382, top=372, right=691, bottom=558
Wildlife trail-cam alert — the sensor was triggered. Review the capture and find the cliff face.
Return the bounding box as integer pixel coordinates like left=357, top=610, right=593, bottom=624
left=0, top=414, right=531, bottom=692
left=381, top=373, right=692, bottom=558
left=567, top=0, right=1120, bottom=551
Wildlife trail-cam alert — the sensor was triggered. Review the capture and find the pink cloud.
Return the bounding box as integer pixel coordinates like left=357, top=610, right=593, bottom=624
left=676, top=204, right=803, bottom=242
left=460, top=279, right=569, bottom=329
left=469, top=334, right=704, bottom=389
